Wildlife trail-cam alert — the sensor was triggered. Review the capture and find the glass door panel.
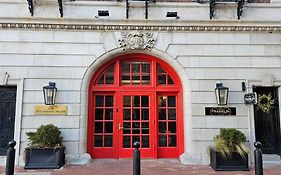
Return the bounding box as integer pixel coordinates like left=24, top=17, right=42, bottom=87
left=157, top=94, right=179, bottom=158
left=92, top=94, right=115, bottom=158
left=118, top=93, right=154, bottom=158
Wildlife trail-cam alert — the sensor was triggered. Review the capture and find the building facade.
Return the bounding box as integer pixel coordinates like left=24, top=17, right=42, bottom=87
left=0, top=0, right=281, bottom=166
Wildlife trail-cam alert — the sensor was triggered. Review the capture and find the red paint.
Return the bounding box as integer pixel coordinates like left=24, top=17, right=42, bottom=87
left=88, top=53, right=183, bottom=158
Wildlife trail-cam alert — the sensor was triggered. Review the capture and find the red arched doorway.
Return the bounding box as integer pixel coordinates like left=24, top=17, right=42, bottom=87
left=88, top=53, right=183, bottom=158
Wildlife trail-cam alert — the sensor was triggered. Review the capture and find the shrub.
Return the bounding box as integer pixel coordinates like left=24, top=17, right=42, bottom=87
left=26, top=124, right=63, bottom=149
left=214, top=128, right=249, bottom=159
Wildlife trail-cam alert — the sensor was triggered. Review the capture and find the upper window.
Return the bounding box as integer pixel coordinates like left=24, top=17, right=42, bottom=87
left=93, top=54, right=178, bottom=87
left=97, top=64, right=115, bottom=85
left=121, top=61, right=151, bottom=85
left=157, top=64, right=174, bottom=85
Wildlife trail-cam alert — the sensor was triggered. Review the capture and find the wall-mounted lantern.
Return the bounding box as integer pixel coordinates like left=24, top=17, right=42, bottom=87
left=43, top=82, right=57, bottom=105
left=215, top=82, right=229, bottom=105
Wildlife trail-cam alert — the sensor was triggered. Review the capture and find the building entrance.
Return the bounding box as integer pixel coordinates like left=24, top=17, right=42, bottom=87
left=88, top=54, right=183, bottom=158
left=254, top=87, right=281, bottom=155
left=0, top=86, right=16, bottom=155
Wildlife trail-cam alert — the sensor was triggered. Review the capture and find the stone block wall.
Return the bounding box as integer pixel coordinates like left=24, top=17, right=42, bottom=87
left=0, top=1, right=281, bottom=165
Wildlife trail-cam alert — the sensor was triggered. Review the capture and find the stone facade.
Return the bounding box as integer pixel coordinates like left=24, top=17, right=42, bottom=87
left=0, top=0, right=281, bottom=166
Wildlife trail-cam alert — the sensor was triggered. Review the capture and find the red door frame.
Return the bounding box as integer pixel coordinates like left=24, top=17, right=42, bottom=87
left=87, top=53, right=184, bottom=159
left=117, top=91, right=155, bottom=158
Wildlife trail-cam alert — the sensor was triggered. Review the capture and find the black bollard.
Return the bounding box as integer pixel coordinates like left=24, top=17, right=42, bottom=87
left=254, top=141, right=263, bottom=175
left=133, top=141, right=140, bottom=175
left=5, top=140, right=16, bottom=175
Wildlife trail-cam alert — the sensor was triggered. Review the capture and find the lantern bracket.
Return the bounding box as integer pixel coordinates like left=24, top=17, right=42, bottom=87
left=209, top=0, right=247, bottom=20
left=26, top=0, right=63, bottom=17
left=27, top=0, right=34, bottom=16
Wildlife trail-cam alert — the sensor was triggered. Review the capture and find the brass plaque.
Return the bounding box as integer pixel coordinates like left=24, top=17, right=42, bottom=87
left=34, top=105, right=68, bottom=115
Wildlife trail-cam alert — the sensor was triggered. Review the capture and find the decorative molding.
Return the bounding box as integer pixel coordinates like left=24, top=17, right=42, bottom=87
left=0, top=23, right=281, bottom=32
left=118, top=31, right=156, bottom=51
left=0, top=70, right=9, bottom=86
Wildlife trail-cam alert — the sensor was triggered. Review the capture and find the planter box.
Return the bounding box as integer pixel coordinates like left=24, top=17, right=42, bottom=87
left=24, top=147, right=65, bottom=169
left=210, top=148, right=249, bottom=171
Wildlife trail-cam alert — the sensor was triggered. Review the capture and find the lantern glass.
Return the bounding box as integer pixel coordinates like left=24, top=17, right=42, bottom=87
left=43, top=82, right=57, bottom=105
left=215, top=83, right=229, bottom=105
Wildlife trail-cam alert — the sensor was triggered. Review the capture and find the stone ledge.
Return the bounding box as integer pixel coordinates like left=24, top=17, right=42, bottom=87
left=0, top=22, right=281, bottom=33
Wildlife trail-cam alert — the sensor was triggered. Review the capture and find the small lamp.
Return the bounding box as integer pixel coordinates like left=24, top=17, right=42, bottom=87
left=215, top=83, right=229, bottom=105
left=43, top=82, right=57, bottom=105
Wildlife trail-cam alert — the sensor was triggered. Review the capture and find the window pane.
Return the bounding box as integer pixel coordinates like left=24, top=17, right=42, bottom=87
left=123, top=122, right=131, bottom=134
left=158, top=66, right=165, bottom=73
left=159, top=135, right=167, bottom=147
left=141, top=96, right=149, bottom=107
left=132, top=122, right=140, bottom=134
left=95, top=122, right=103, bottom=133
left=106, top=75, right=114, bottom=84
left=123, top=136, right=131, bottom=148
left=123, top=109, right=131, bottom=120
left=141, top=109, right=149, bottom=120
left=105, top=96, right=113, bottom=107
left=168, top=75, right=174, bottom=84
left=158, top=96, right=167, bottom=107
left=123, top=96, right=131, bottom=107
left=142, top=136, right=149, bottom=148
left=168, top=135, right=177, bottom=147
left=104, top=135, right=113, bottom=147
left=122, top=75, right=130, bottom=84
left=133, top=96, right=140, bottom=107
left=122, top=63, right=130, bottom=73
left=95, top=96, right=104, bottom=107
left=132, top=76, right=140, bottom=84
left=95, top=109, right=103, bottom=120
left=132, top=63, right=140, bottom=73
left=168, top=96, right=176, bottom=107
left=168, top=109, right=176, bottom=120
left=142, top=122, right=149, bottom=134
left=142, top=63, right=150, bottom=73
left=132, top=109, right=140, bottom=120
left=105, top=109, right=113, bottom=120
left=97, top=75, right=104, bottom=84
left=96, top=64, right=115, bottom=85
left=142, top=75, right=150, bottom=84
left=168, top=122, right=176, bottom=133
left=104, top=122, right=113, bottom=133
left=158, top=75, right=166, bottom=84
left=159, top=122, right=166, bottom=133
left=94, top=135, right=102, bottom=147
left=158, top=109, right=166, bottom=120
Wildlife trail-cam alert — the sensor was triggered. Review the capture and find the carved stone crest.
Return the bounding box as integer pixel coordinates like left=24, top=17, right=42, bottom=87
left=118, top=31, right=156, bottom=51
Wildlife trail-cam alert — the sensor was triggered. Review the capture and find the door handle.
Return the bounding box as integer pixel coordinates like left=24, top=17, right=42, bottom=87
left=119, top=123, right=124, bottom=130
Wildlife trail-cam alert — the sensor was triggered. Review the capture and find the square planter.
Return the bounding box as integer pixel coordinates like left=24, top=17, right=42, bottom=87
left=210, top=148, right=249, bottom=171
left=24, top=147, right=65, bottom=169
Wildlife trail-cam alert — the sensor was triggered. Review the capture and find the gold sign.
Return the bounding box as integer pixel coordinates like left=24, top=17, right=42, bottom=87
left=34, top=105, right=68, bottom=115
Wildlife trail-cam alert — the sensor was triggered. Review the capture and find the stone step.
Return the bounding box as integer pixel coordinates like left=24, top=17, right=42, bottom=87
left=263, top=154, right=281, bottom=165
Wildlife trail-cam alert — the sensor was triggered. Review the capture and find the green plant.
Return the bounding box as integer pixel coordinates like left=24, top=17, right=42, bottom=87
left=214, top=128, right=249, bottom=159
left=26, top=124, right=63, bottom=149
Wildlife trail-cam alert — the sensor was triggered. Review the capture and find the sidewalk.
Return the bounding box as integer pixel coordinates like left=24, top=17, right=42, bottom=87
left=1, top=159, right=281, bottom=175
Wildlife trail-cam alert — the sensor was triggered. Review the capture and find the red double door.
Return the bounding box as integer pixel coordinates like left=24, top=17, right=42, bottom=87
left=87, top=54, right=183, bottom=159
left=90, top=91, right=180, bottom=158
